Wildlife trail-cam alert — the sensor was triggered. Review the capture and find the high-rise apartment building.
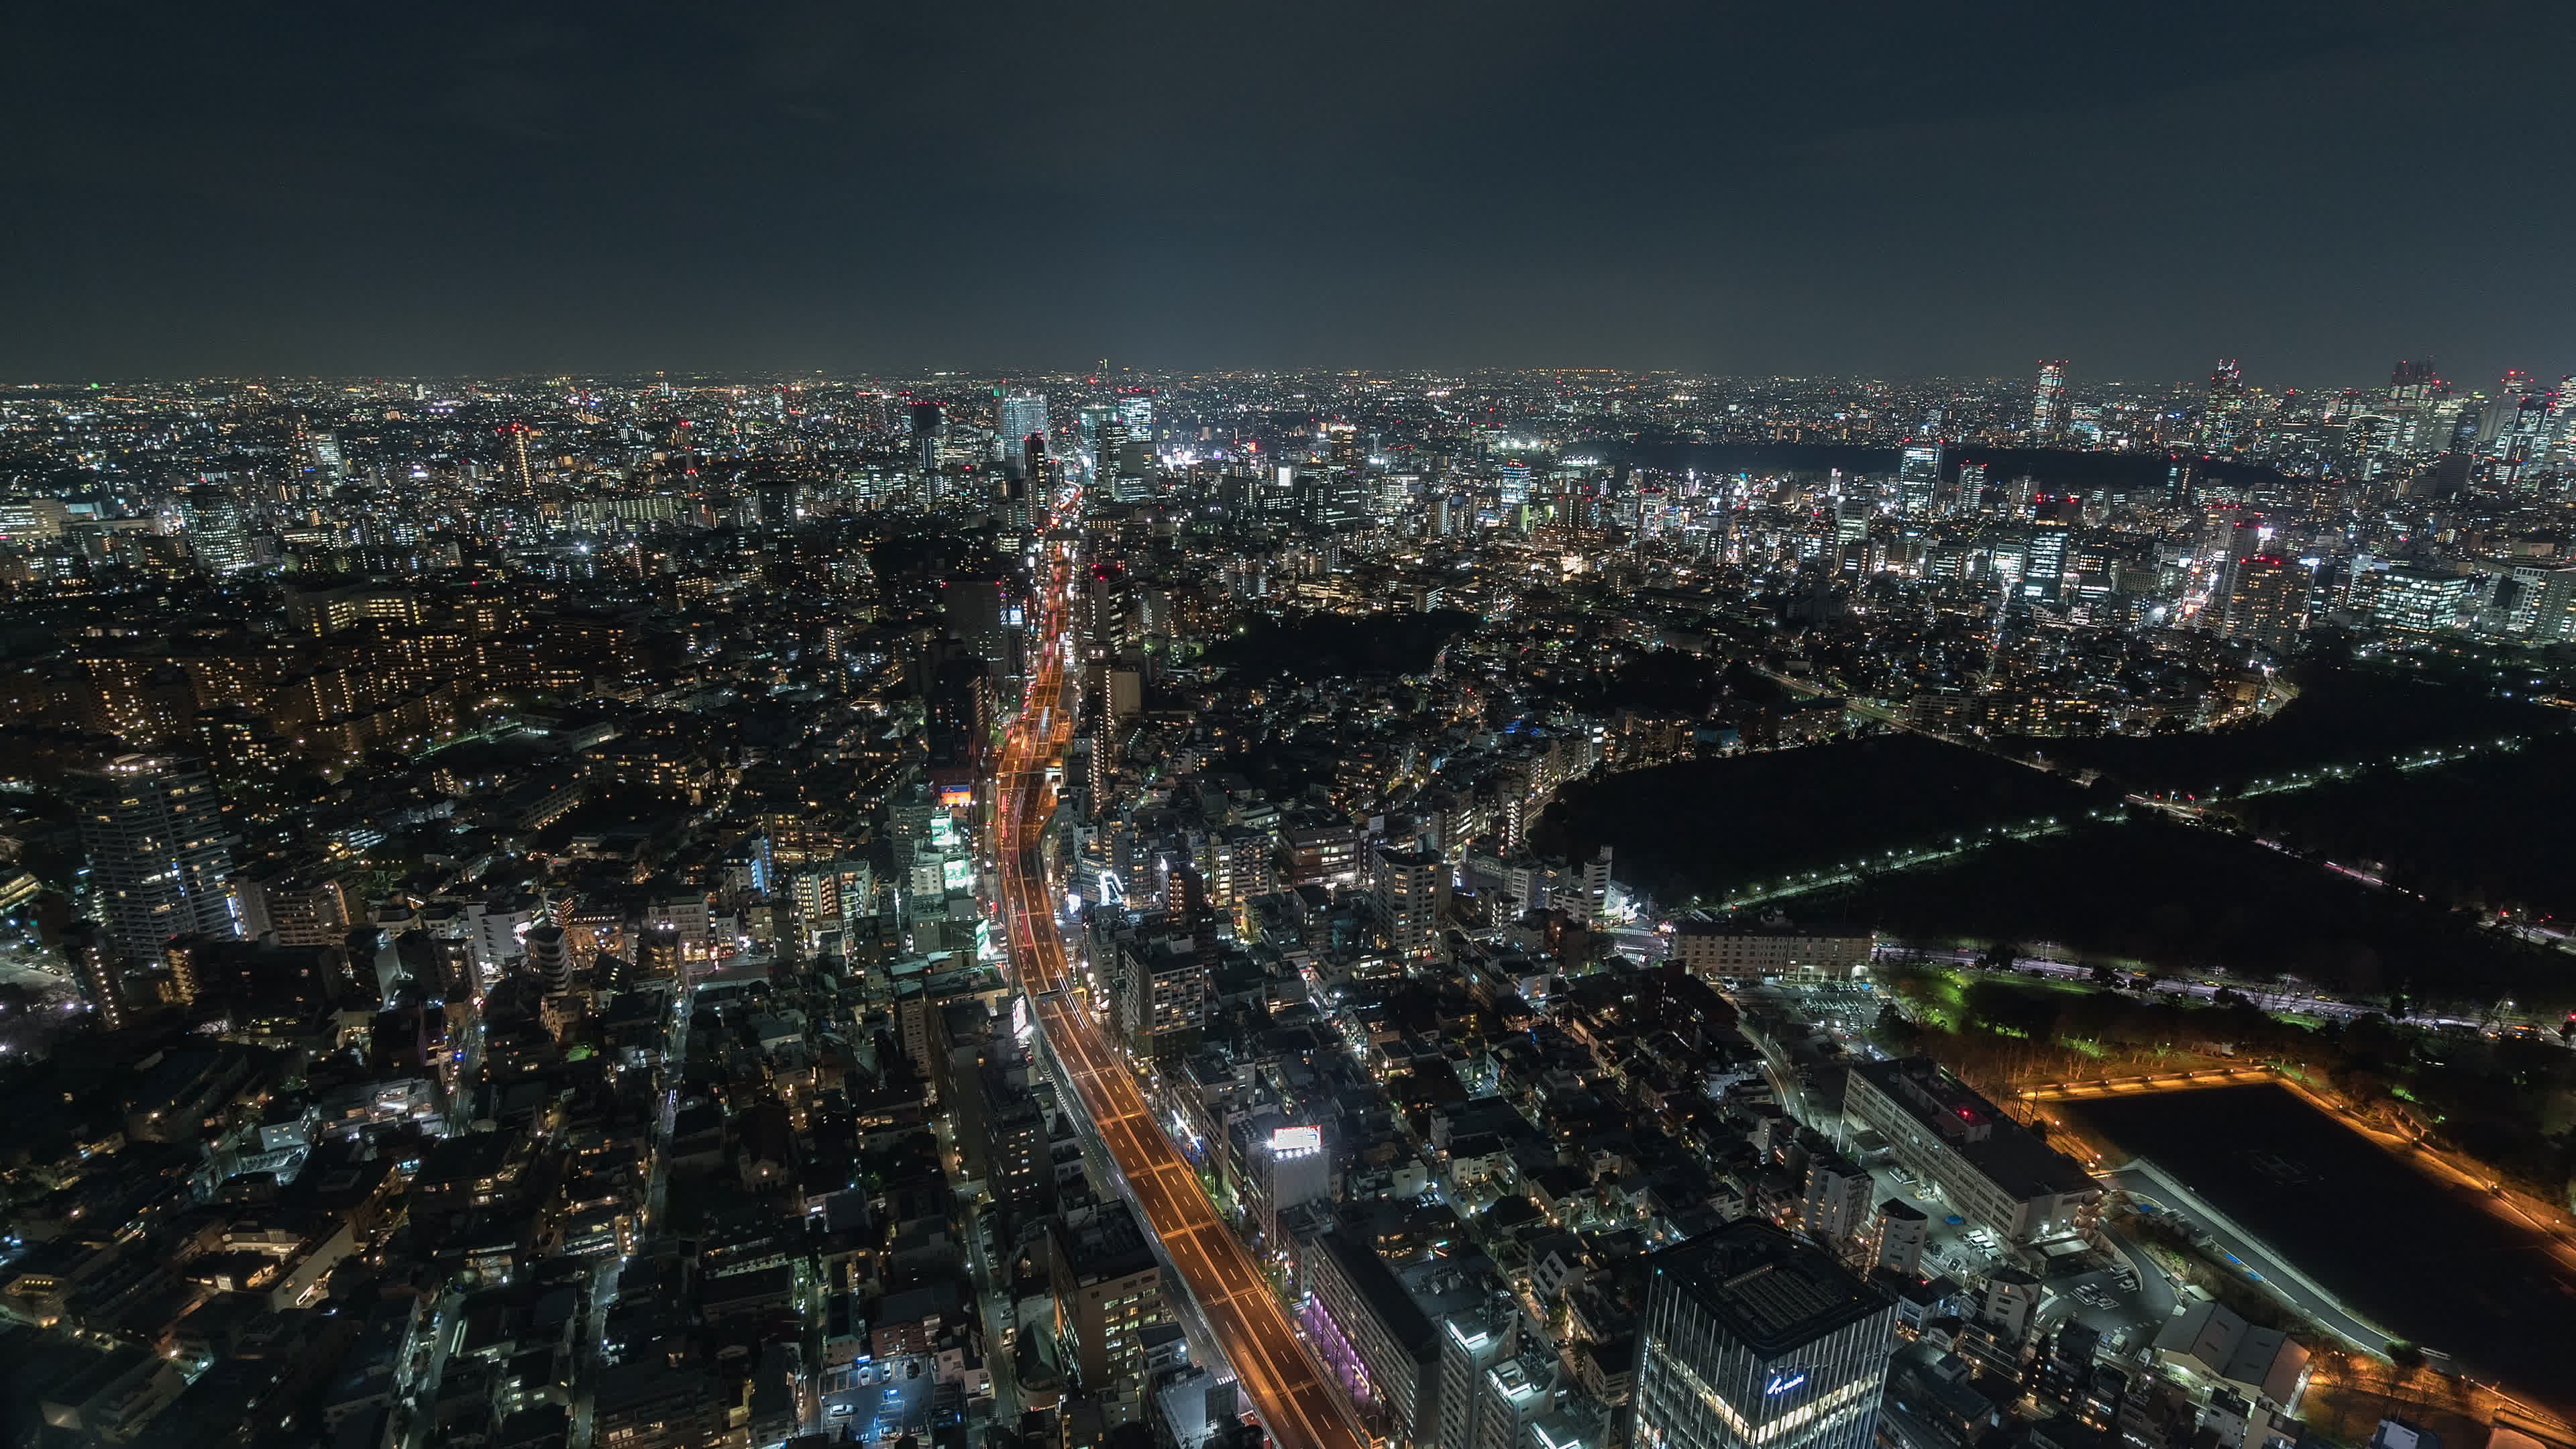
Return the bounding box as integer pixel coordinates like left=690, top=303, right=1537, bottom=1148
left=1632, top=1220, right=1894, bottom=1449
left=74, top=755, right=241, bottom=966
left=2222, top=554, right=2303, bottom=652
left=1373, top=845, right=1450, bottom=958
left=62, top=922, right=129, bottom=1030
left=498, top=422, right=536, bottom=494
left=1116, top=934, right=1208, bottom=1057
left=1047, top=1201, right=1167, bottom=1420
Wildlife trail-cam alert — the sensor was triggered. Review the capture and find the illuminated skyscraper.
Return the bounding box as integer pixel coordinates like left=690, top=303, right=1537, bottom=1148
left=178, top=489, right=254, bottom=575
left=1119, top=392, right=1154, bottom=441
left=909, top=400, right=945, bottom=478
left=1631, top=1220, right=1893, bottom=1449
left=998, top=390, right=1050, bottom=464
left=2222, top=554, right=2303, bottom=652
left=1955, top=461, right=1990, bottom=515
left=1371, top=844, right=1448, bottom=959
left=500, top=421, right=536, bottom=493
left=1832, top=494, right=1869, bottom=572
left=2389, top=358, right=2439, bottom=405
left=74, top=755, right=241, bottom=966
left=2202, top=360, right=2247, bottom=449
left=1896, top=444, right=1941, bottom=517
left=1095, top=417, right=1129, bottom=481
left=2021, top=518, right=2070, bottom=599
left=2031, top=362, right=2070, bottom=443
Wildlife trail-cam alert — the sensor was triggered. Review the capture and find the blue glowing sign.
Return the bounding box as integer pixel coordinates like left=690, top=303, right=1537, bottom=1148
left=1763, top=1369, right=1807, bottom=1397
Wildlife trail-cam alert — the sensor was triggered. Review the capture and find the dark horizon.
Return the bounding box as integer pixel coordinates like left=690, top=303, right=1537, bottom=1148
left=7, top=1, right=2574, bottom=385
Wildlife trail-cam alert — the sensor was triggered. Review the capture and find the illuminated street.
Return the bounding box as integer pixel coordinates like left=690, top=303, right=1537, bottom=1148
left=989, top=494, right=1369, bottom=1449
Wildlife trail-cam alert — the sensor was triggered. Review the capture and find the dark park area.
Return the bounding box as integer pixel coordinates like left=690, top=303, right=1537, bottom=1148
left=1823, top=818, right=2567, bottom=1012
left=2231, top=732, right=2576, bottom=920
left=1203, top=608, right=1479, bottom=682
left=2002, top=665, right=2559, bottom=798
left=1533, top=732, right=2090, bottom=906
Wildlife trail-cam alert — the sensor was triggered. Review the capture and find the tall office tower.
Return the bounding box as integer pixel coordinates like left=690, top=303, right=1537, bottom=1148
left=2510, top=565, right=2576, bottom=641
left=1087, top=414, right=1152, bottom=503
left=2222, top=555, right=2303, bottom=652
left=2491, top=387, right=2555, bottom=488
left=910, top=400, right=945, bottom=477
left=2492, top=368, right=2536, bottom=425
left=1631, top=1220, right=1894, bottom=1449
left=499, top=421, right=536, bottom=493
left=2389, top=358, right=2438, bottom=405
left=1372, top=844, right=1450, bottom=959
left=1955, top=462, right=1990, bottom=514
left=1095, top=417, right=1130, bottom=484
left=1325, top=421, right=1364, bottom=470
left=178, top=489, right=255, bottom=574
left=1830, top=494, right=1869, bottom=574
left=1118, top=392, right=1153, bottom=441
left=74, top=755, right=241, bottom=966
left=1024, top=433, right=1051, bottom=489
left=1496, top=461, right=1532, bottom=505
left=1896, top=443, right=1941, bottom=517
left=2202, top=359, right=2247, bottom=449
left=2030, top=361, right=2070, bottom=443
left=2020, top=519, right=2070, bottom=600
left=998, top=390, right=1050, bottom=464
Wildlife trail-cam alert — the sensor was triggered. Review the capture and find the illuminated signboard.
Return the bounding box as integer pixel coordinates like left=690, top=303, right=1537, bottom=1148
left=937, top=782, right=974, bottom=808
left=1011, top=996, right=1032, bottom=1042
left=1270, top=1126, right=1322, bottom=1157
left=1762, top=1368, right=1808, bottom=1397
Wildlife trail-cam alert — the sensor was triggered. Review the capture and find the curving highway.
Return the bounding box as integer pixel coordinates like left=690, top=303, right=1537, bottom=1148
left=992, top=502, right=1368, bottom=1449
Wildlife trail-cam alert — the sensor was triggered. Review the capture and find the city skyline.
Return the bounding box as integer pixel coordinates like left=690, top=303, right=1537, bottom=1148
left=5, top=347, right=2576, bottom=1444
left=9, top=5, right=2576, bottom=1444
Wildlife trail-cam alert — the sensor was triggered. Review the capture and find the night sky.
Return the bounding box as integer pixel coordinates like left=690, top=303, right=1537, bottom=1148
left=8, top=1, right=2572, bottom=384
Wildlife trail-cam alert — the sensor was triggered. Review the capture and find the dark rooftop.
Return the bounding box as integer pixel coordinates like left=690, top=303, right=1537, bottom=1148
left=1650, top=1218, right=1890, bottom=1358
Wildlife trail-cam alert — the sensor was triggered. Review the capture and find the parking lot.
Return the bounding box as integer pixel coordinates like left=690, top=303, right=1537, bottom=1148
left=818, top=1355, right=942, bottom=1442
left=2033, top=1262, right=2163, bottom=1363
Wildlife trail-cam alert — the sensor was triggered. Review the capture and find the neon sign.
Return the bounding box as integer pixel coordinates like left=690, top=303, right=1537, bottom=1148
left=1763, top=1369, right=1807, bottom=1397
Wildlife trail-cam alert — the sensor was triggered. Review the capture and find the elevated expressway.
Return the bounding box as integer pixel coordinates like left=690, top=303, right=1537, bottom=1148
left=991, top=517, right=1367, bottom=1449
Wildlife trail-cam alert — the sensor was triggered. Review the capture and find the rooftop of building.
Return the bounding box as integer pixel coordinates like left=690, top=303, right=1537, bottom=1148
left=1649, top=1218, right=1890, bottom=1358
left=1849, top=1057, right=2096, bottom=1201
left=1315, top=1230, right=1438, bottom=1356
